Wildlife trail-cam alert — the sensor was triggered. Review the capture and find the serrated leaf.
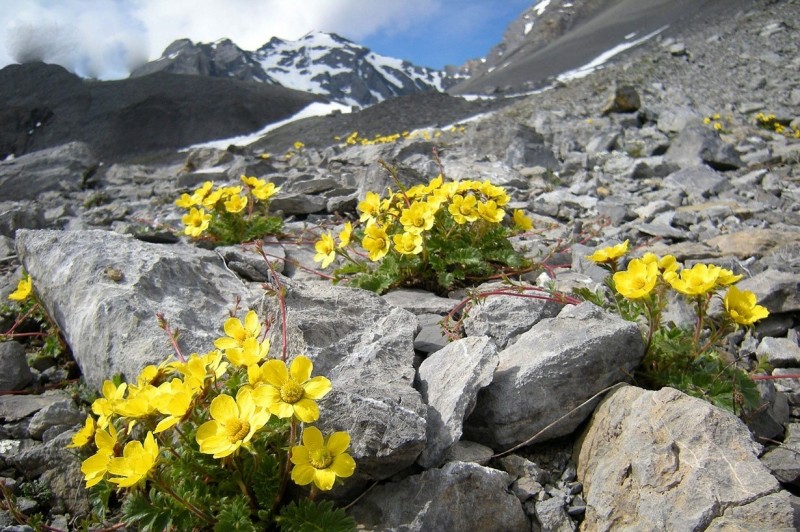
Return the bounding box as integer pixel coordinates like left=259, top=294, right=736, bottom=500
left=277, top=499, right=356, bottom=532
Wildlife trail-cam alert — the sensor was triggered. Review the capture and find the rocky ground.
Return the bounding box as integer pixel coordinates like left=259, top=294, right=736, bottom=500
left=1, top=0, right=800, bottom=530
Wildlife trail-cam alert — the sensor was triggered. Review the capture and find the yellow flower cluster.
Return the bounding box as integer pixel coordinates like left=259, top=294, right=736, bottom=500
left=755, top=112, right=800, bottom=138
left=313, top=175, right=533, bottom=267
left=337, top=125, right=467, bottom=147
left=174, top=175, right=280, bottom=239
left=703, top=113, right=725, bottom=132
left=589, top=244, right=769, bottom=326
left=70, top=310, right=354, bottom=492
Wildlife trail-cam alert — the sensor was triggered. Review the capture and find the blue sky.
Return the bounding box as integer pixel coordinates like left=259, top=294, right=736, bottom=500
left=0, top=0, right=534, bottom=79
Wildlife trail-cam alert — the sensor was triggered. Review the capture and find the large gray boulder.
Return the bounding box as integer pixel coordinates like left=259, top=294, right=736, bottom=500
left=262, top=279, right=426, bottom=480
left=577, top=386, right=798, bottom=531
left=0, top=142, right=97, bottom=202
left=347, top=461, right=529, bottom=531
left=417, top=336, right=498, bottom=468
left=465, top=302, right=644, bottom=449
left=15, top=229, right=256, bottom=388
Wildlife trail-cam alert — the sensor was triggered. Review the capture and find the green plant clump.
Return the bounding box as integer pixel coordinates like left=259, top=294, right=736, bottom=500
left=313, top=167, right=536, bottom=295
left=175, top=175, right=283, bottom=246
left=579, top=241, right=769, bottom=413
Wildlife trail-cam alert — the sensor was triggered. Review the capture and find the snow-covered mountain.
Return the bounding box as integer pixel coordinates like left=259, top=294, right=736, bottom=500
left=131, top=31, right=456, bottom=107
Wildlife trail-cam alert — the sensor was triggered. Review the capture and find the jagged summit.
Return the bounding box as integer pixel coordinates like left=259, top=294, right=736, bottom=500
left=131, top=31, right=455, bottom=107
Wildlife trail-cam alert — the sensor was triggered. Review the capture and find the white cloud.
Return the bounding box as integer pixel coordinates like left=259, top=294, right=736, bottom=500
left=0, top=0, right=443, bottom=79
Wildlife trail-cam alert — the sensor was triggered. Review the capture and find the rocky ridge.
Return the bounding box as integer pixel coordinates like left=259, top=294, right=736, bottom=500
left=1, top=0, right=800, bottom=529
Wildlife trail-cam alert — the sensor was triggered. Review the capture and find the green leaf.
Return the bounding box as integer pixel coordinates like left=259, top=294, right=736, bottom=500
left=214, top=496, right=258, bottom=532
left=277, top=499, right=356, bottom=532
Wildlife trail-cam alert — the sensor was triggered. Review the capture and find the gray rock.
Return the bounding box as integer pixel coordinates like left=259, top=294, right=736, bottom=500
left=417, top=336, right=499, bottom=468
left=535, top=496, right=575, bottom=532
left=264, top=279, right=426, bottom=480
left=413, top=313, right=450, bottom=354
left=27, top=396, right=83, bottom=440
left=601, top=85, right=641, bottom=115
left=761, top=423, right=800, bottom=486
left=15, top=229, right=256, bottom=388
left=443, top=440, right=494, bottom=465
left=462, top=281, right=563, bottom=348
left=705, top=491, right=800, bottom=531
left=663, top=165, right=727, bottom=201
left=382, top=288, right=459, bottom=315
left=269, top=192, right=327, bottom=214
left=577, top=386, right=787, bottom=531
left=0, top=202, right=46, bottom=238
left=0, top=342, right=33, bottom=391
left=757, top=337, right=800, bottom=368
left=748, top=380, right=791, bottom=441
left=0, top=393, right=68, bottom=423
left=464, top=303, right=644, bottom=448
left=215, top=239, right=285, bottom=280
left=0, top=142, right=96, bottom=202
left=347, top=461, right=529, bottom=531
left=664, top=125, right=742, bottom=169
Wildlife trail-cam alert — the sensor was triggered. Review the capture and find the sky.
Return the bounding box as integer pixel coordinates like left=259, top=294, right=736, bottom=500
left=0, top=0, right=533, bottom=80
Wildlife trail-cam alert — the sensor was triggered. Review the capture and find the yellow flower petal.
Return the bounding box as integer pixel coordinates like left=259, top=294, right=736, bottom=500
left=293, top=398, right=320, bottom=423
left=330, top=453, right=356, bottom=478
left=290, top=355, right=313, bottom=383
left=303, top=376, right=332, bottom=400
left=327, top=431, right=351, bottom=456
left=313, top=468, right=337, bottom=491
left=291, top=463, right=316, bottom=485
left=261, top=360, right=288, bottom=387
left=210, top=394, right=238, bottom=422
left=290, top=445, right=310, bottom=465
left=302, top=426, right=324, bottom=449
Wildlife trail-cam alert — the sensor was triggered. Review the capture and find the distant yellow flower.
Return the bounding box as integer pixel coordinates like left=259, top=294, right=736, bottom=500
left=182, top=207, right=211, bottom=237
left=253, top=182, right=279, bottom=201
left=224, top=194, right=247, bottom=213
left=107, top=431, right=159, bottom=488
left=92, top=380, right=127, bottom=429
left=362, top=223, right=391, bottom=261
left=251, top=355, right=331, bottom=423
left=477, top=200, right=505, bottom=223
left=201, top=188, right=225, bottom=209
left=290, top=426, right=356, bottom=491
left=479, top=181, right=510, bottom=206
left=67, top=416, right=96, bottom=449
left=358, top=192, right=382, bottom=223
left=293, top=141, right=305, bottom=150
left=8, top=275, right=32, bottom=302
left=448, top=194, right=479, bottom=224
left=191, top=181, right=214, bottom=202
left=586, top=240, right=629, bottom=264
left=393, top=232, right=423, bottom=255
left=613, top=259, right=659, bottom=299
left=313, top=233, right=337, bottom=268
left=512, top=209, right=533, bottom=231
left=337, top=222, right=352, bottom=248
left=225, top=337, right=270, bottom=369
left=400, top=202, right=436, bottom=234
left=175, top=351, right=228, bottom=392
left=196, top=387, right=270, bottom=459
left=664, top=263, right=721, bottom=296
left=724, top=285, right=769, bottom=326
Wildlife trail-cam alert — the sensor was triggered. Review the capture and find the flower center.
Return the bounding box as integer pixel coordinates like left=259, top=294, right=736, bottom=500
left=632, top=278, right=646, bottom=290
left=226, top=419, right=250, bottom=442
left=280, top=380, right=305, bottom=404
left=309, top=448, right=332, bottom=469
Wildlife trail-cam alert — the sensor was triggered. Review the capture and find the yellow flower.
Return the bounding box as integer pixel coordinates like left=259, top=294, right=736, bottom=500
left=586, top=240, right=629, bottom=264
left=182, top=207, right=211, bottom=237
left=717, top=267, right=743, bottom=286
left=399, top=202, right=435, bottom=234
left=174, top=193, right=197, bottom=209
left=477, top=200, right=505, bottom=223
left=253, top=182, right=279, bottom=201
left=448, top=194, right=479, bottom=224
left=512, top=209, right=533, bottom=231
left=214, top=310, right=262, bottom=351
left=290, top=426, right=356, bottom=491
left=226, top=337, right=270, bottom=368
left=67, top=416, right=96, bottom=449
left=358, top=192, right=382, bottom=223
left=224, top=194, right=248, bottom=213
left=613, top=259, right=659, bottom=300
left=293, top=141, right=305, bottom=150
left=115, top=384, right=158, bottom=419
left=724, top=285, right=769, bottom=326
left=362, top=223, right=391, bottom=262
left=313, top=233, right=337, bottom=268
left=153, top=378, right=196, bottom=433
left=241, top=175, right=264, bottom=188
left=664, top=263, right=721, bottom=296
left=196, top=387, right=270, bottom=458
left=8, top=275, right=32, bottom=302
left=92, top=380, right=127, bottom=429
left=107, top=432, right=159, bottom=488
left=175, top=351, right=228, bottom=392
left=338, top=222, right=352, bottom=248
left=201, top=188, right=225, bottom=209
left=80, top=423, right=118, bottom=488
left=393, top=232, right=423, bottom=255
left=479, top=181, right=510, bottom=206
left=251, top=355, right=331, bottom=423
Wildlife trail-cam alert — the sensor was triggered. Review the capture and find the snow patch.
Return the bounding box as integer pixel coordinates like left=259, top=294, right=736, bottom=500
left=557, top=26, right=667, bottom=82
left=183, top=102, right=353, bottom=151
left=534, top=0, right=551, bottom=16
left=524, top=22, right=534, bottom=35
